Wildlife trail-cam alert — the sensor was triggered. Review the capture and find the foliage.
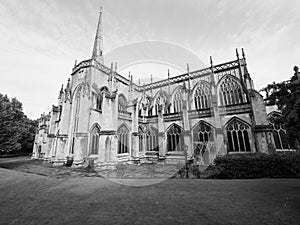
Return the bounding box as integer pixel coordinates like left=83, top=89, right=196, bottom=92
left=0, top=93, right=37, bottom=155
left=261, top=66, right=300, bottom=148
left=203, top=153, right=300, bottom=179
left=174, top=161, right=201, bottom=179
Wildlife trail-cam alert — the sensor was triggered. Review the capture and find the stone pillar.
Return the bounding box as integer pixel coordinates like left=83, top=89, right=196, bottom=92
left=182, top=99, right=192, bottom=157
left=157, top=105, right=166, bottom=158
left=210, top=67, right=225, bottom=157
left=110, top=135, right=118, bottom=163
left=72, top=134, right=88, bottom=165
left=131, top=132, right=139, bottom=159
left=53, top=100, right=72, bottom=164
left=158, top=132, right=166, bottom=158
left=98, top=135, right=106, bottom=164
left=249, top=90, right=275, bottom=154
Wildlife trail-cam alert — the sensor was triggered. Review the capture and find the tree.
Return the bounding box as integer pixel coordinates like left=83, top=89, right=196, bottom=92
left=0, top=93, right=37, bottom=155
left=261, top=66, right=300, bottom=149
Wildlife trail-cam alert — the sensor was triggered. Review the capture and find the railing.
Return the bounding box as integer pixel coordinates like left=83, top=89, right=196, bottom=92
left=219, top=103, right=252, bottom=115
left=72, top=59, right=92, bottom=74
left=214, top=60, right=239, bottom=73
left=71, top=58, right=243, bottom=92
left=118, top=110, right=132, bottom=117
left=163, top=112, right=182, bottom=121
left=188, top=109, right=212, bottom=118
left=137, top=115, right=158, bottom=123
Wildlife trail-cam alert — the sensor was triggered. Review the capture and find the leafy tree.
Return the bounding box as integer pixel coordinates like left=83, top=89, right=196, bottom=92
left=0, top=93, right=37, bottom=155
left=261, top=66, right=300, bottom=149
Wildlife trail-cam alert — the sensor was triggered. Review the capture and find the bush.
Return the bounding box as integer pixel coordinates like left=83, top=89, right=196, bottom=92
left=203, top=152, right=300, bottom=179
left=174, top=163, right=201, bottom=179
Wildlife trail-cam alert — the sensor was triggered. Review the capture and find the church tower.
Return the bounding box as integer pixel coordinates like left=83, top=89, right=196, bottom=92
left=92, top=7, right=104, bottom=64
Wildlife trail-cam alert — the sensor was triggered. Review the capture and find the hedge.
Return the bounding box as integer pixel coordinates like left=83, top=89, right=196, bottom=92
left=203, top=152, right=300, bottom=179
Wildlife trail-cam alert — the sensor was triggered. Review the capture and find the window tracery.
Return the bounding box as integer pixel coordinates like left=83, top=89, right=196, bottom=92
left=173, top=87, right=183, bottom=113
left=219, top=76, right=245, bottom=106
left=118, top=94, right=127, bottom=112
left=138, top=126, right=159, bottom=152
left=118, top=125, right=129, bottom=154
left=268, top=113, right=291, bottom=150
left=194, top=82, right=211, bottom=110
left=192, top=122, right=214, bottom=148
left=167, top=124, right=184, bottom=152
left=90, top=126, right=100, bottom=155
left=226, top=119, right=251, bottom=152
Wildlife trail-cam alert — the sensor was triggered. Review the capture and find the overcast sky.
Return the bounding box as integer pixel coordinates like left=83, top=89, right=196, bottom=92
left=0, top=0, right=299, bottom=119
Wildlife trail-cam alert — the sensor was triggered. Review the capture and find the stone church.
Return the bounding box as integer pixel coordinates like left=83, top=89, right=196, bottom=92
left=32, top=9, right=284, bottom=166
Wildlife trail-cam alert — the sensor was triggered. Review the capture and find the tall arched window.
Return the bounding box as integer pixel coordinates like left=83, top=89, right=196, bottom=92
left=92, top=92, right=102, bottom=111
left=118, top=124, right=129, bottom=154
left=219, top=76, right=245, bottom=106
left=138, top=126, right=146, bottom=152
left=155, top=97, right=160, bottom=115
left=118, top=94, right=127, bottom=112
left=173, top=87, right=183, bottom=113
left=192, top=122, right=214, bottom=148
left=146, top=127, right=159, bottom=152
left=167, top=124, right=184, bottom=152
left=96, top=94, right=102, bottom=111
left=194, top=82, right=211, bottom=110
left=268, top=112, right=291, bottom=150
left=90, top=126, right=100, bottom=155
left=73, top=87, right=81, bottom=132
left=138, top=126, right=159, bottom=152
left=226, top=118, right=251, bottom=152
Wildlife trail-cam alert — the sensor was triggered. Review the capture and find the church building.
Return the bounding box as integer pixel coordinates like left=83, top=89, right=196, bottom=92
left=32, top=9, right=278, bottom=166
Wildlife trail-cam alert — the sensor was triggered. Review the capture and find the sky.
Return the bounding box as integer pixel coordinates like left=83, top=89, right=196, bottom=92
left=0, top=0, right=299, bottom=119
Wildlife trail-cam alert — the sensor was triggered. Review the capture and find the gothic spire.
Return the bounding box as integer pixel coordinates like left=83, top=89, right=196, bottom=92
left=92, top=6, right=104, bottom=64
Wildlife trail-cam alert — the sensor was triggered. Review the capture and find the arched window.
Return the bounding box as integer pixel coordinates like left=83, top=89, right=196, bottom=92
left=154, top=90, right=169, bottom=115
left=194, top=82, right=211, bottom=110
left=219, top=76, right=245, bottom=106
left=92, top=92, right=102, bottom=111
left=138, top=126, right=146, bottom=152
left=118, top=124, right=129, bottom=154
left=226, top=118, right=251, bottom=152
left=105, top=137, right=111, bottom=162
left=167, top=124, right=184, bottom=152
left=118, top=94, right=127, bottom=112
left=173, top=87, right=183, bottom=113
left=155, top=97, right=160, bottom=115
left=96, top=94, right=102, bottom=111
left=268, top=112, right=291, bottom=150
left=90, top=126, right=100, bottom=155
left=138, top=126, right=159, bottom=152
left=192, top=122, right=214, bottom=149
left=148, top=107, right=153, bottom=116
left=146, top=127, right=159, bottom=152
left=73, top=87, right=81, bottom=132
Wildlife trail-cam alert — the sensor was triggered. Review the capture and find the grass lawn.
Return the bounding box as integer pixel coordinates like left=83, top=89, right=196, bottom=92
left=0, top=157, right=299, bottom=225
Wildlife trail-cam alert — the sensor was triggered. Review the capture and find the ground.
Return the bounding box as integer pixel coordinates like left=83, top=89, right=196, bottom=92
left=0, top=157, right=300, bottom=225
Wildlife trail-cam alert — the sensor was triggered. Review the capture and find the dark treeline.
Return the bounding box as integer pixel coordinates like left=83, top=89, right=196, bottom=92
left=0, top=93, right=37, bottom=155
left=261, top=66, right=300, bottom=149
